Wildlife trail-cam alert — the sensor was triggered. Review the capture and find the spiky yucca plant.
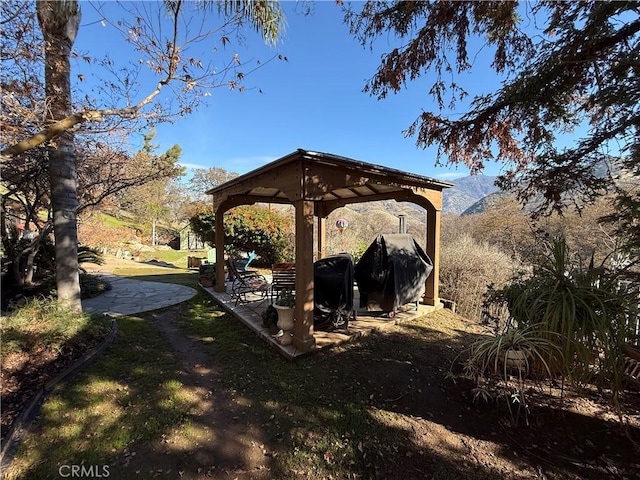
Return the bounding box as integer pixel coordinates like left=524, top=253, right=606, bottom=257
left=490, top=237, right=635, bottom=411
left=78, top=245, right=104, bottom=269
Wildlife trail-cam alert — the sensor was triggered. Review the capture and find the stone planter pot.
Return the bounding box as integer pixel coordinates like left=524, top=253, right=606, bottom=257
left=274, top=305, right=295, bottom=345
left=504, top=350, right=528, bottom=370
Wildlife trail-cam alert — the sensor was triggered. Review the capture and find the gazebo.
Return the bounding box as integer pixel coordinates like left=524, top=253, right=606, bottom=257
left=207, top=149, right=453, bottom=353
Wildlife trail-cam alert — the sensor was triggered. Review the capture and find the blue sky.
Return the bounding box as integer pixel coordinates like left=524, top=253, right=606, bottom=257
left=75, top=1, right=507, bottom=181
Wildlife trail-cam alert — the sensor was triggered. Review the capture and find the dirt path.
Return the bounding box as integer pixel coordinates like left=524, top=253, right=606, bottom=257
left=109, top=304, right=273, bottom=479
left=85, top=257, right=276, bottom=477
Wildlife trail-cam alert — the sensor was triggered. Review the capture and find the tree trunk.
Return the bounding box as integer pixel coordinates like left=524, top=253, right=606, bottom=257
left=12, top=258, right=25, bottom=288
left=24, top=248, right=38, bottom=285
left=37, top=0, right=82, bottom=312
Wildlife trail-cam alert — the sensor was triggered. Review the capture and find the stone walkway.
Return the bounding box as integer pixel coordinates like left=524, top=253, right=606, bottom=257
left=82, top=274, right=197, bottom=316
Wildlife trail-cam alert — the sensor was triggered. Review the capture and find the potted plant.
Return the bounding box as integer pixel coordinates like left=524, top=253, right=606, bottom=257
left=261, top=304, right=279, bottom=331
left=462, top=323, right=562, bottom=426
left=198, top=263, right=216, bottom=287
left=273, top=290, right=295, bottom=345
left=466, top=324, right=561, bottom=379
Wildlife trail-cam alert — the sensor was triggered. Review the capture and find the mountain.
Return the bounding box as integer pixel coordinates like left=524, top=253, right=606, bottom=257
left=460, top=159, right=638, bottom=216
left=344, top=174, right=500, bottom=217
left=348, top=200, right=426, bottom=226
left=442, top=175, right=499, bottom=214
left=461, top=191, right=514, bottom=216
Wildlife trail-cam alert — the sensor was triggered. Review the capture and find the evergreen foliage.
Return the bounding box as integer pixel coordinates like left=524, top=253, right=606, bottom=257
left=346, top=1, right=639, bottom=264
left=483, top=237, right=637, bottom=410
left=189, top=204, right=293, bottom=264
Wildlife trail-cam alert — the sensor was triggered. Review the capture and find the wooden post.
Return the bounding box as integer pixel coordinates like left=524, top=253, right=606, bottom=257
left=292, top=199, right=316, bottom=352
left=214, top=207, right=226, bottom=292
left=424, top=205, right=441, bottom=306
left=317, top=214, right=326, bottom=260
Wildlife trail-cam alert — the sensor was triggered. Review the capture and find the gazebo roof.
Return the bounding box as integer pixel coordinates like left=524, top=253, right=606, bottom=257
left=207, top=149, right=453, bottom=212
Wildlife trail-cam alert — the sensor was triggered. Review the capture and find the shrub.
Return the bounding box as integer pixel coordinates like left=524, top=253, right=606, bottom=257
left=261, top=304, right=278, bottom=328
left=1, top=297, right=112, bottom=355
left=440, top=233, right=519, bottom=322
left=351, top=240, right=369, bottom=264
left=463, top=322, right=563, bottom=426
left=199, top=264, right=216, bottom=276
left=485, top=237, right=637, bottom=412
left=190, top=205, right=293, bottom=264
left=40, top=273, right=112, bottom=300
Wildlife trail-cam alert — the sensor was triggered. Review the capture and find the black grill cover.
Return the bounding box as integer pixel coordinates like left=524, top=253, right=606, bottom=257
left=354, top=234, right=433, bottom=313
left=314, top=253, right=354, bottom=322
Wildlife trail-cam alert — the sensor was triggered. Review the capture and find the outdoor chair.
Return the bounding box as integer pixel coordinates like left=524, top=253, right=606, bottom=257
left=203, top=248, right=216, bottom=265
left=622, top=344, right=640, bottom=386
left=227, top=257, right=269, bottom=306
left=270, top=262, right=296, bottom=304
left=233, top=250, right=256, bottom=272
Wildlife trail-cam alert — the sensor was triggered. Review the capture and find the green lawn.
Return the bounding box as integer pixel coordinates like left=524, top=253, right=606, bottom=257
left=136, top=250, right=205, bottom=269
left=4, top=280, right=489, bottom=480
left=7, top=265, right=585, bottom=480
left=4, top=313, right=194, bottom=480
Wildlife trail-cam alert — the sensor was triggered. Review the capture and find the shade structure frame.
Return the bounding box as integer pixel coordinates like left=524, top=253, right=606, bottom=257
left=208, top=149, right=453, bottom=353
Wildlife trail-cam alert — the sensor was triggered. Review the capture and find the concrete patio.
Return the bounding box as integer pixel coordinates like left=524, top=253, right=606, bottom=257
left=200, top=279, right=442, bottom=360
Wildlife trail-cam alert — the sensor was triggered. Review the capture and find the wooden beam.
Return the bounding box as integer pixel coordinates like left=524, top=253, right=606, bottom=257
left=213, top=194, right=291, bottom=210
left=303, top=158, right=445, bottom=195
left=322, top=188, right=414, bottom=214
left=413, top=188, right=444, bottom=211
left=317, top=212, right=326, bottom=260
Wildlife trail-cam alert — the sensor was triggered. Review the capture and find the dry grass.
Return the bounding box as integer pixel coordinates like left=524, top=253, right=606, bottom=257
left=439, top=233, right=519, bottom=321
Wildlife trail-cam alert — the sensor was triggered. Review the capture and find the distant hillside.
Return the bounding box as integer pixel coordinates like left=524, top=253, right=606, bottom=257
left=442, top=175, right=499, bottom=214
left=348, top=201, right=426, bottom=227
left=345, top=174, right=499, bottom=218
left=461, top=191, right=514, bottom=216
left=460, top=159, right=638, bottom=216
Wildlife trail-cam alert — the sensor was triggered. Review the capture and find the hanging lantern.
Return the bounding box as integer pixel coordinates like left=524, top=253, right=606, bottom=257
left=335, top=218, right=349, bottom=234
